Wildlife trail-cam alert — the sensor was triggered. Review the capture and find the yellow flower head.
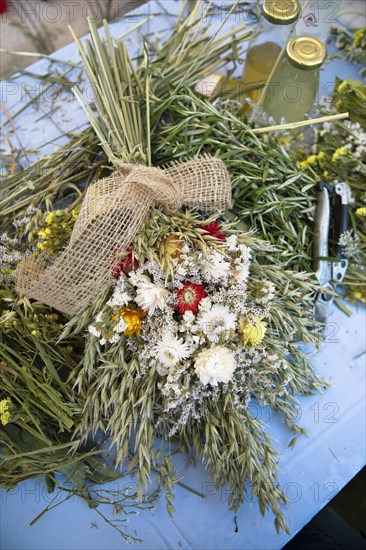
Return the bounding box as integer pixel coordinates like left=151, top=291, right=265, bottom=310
left=307, top=155, right=318, bottom=165
left=45, top=212, right=55, bottom=224
left=120, top=307, right=146, bottom=337
left=0, top=398, right=11, bottom=415
left=240, top=317, right=267, bottom=347
left=300, top=151, right=326, bottom=171
left=1, top=411, right=10, bottom=426
left=332, top=146, right=347, bottom=162
left=352, top=288, right=366, bottom=304
left=356, top=207, right=366, bottom=220
left=354, top=28, right=365, bottom=47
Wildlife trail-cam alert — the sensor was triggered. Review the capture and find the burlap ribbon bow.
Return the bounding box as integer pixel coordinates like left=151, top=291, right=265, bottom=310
left=16, top=156, right=232, bottom=315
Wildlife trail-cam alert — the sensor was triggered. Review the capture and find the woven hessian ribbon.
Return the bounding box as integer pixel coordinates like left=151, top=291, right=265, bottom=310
left=16, top=156, right=232, bottom=315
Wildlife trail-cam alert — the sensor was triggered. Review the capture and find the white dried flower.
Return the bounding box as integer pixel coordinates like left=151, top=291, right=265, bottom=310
left=183, top=310, right=195, bottom=324
left=233, top=262, right=250, bottom=284
left=114, top=318, right=128, bottom=334
left=259, top=281, right=275, bottom=304
left=107, top=290, right=131, bottom=307
left=199, top=297, right=212, bottom=312
left=200, top=252, right=231, bottom=282
left=180, top=310, right=198, bottom=333
left=197, top=305, right=236, bottom=343
left=154, top=334, right=191, bottom=368
left=226, top=234, right=238, bottom=251
left=238, top=244, right=251, bottom=262
left=231, top=245, right=251, bottom=283
left=128, top=267, right=146, bottom=286
left=339, top=230, right=360, bottom=259
left=135, top=275, right=169, bottom=315
left=88, top=325, right=100, bottom=338
left=194, top=345, right=237, bottom=386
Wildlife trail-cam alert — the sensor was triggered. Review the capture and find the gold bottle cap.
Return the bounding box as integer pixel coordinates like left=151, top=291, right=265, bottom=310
left=263, top=0, right=301, bottom=25
left=286, top=36, right=327, bottom=69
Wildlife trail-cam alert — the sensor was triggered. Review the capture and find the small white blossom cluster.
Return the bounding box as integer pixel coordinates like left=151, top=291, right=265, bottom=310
left=0, top=233, right=23, bottom=284
left=344, top=121, right=366, bottom=160
left=339, top=230, right=361, bottom=261
left=88, top=221, right=282, bottom=432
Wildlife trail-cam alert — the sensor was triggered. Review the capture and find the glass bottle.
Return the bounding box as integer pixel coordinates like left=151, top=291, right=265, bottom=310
left=262, top=35, right=327, bottom=123
left=242, top=0, right=301, bottom=104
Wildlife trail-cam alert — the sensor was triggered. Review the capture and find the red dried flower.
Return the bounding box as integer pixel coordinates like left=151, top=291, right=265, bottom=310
left=198, top=221, right=226, bottom=242
left=175, top=281, right=207, bottom=315
left=112, top=245, right=139, bottom=279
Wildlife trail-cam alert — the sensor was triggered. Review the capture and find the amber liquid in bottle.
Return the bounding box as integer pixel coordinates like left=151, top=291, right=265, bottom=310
left=242, top=42, right=282, bottom=103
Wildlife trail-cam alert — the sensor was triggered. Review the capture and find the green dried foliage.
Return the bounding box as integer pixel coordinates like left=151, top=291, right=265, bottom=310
left=151, top=89, right=318, bottom=272
left=331, top=26, right=366, bottom=77
left=0, top=284, right=157, bottom=540
left=70, top=19, right=148, bottom=167
left=0, top=127, right=105, bottom=232
left=150, top=80, right=366, bottom=302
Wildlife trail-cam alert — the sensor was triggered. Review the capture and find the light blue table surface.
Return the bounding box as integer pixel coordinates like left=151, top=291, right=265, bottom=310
left=1, top=2, right=365, bottom=549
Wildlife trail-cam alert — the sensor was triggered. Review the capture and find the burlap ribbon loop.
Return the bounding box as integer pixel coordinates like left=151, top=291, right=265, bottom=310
left=16, top=155, right=232, bottom=315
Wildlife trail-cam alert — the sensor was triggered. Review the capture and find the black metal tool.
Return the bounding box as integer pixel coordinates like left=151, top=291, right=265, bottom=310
left=313, top=181, right=351, bottom=322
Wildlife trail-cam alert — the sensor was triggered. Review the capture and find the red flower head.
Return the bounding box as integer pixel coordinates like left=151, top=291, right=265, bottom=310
left=175, top=281, right=207, bottom=315
left=198, top=221, right=226, bottom=242
left=112, top=245, right=139, bottom=279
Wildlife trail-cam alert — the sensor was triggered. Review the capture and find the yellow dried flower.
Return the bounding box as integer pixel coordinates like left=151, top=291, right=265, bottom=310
left=355, top=207, right=366, bottom=219
left=352, top=289, right=366, bottom=304
left=300, top=151, right=326, bottom=170
left=353, top=28, right=365, bottom=47
left=121, top=307, right=146, bottom=337
left=240, top=317, right=267, bottom=347
left=1, top=412, right=10, bottom=426
left=307, top=155, right=318, bottom=165
left=36, top=208, right=80, bottom=256
left=0, top=398, right=11, bottom=415
left=332, top=146, right=347, bottom=162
